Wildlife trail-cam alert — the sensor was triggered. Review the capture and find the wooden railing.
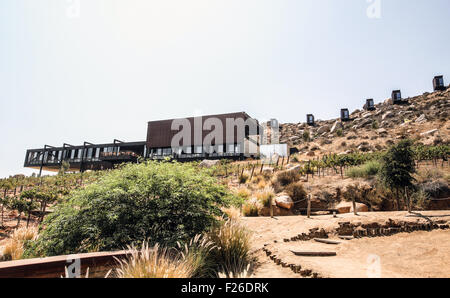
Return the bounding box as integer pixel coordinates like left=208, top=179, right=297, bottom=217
left=0, top=250, right=130, bottom=278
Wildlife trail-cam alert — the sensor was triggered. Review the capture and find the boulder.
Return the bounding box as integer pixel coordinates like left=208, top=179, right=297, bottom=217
left=286, top=165, right=301, bottom=173
left=258, top=206, right=294, bottom=217
left=330, top=121, right=343, bottom=134
left=317, top=125, right=330, bottom=134
left=382, top=111, right=393, bottom=120
left=420, top=129, right=439, bottom=137
left=275, top=195, right=294, bottom=210
left=262, top=167, right=274, bottom=175
left=306, top=151, right=315, bottom=157
left=199, top=160, right=220, bottom=168
left=336, top=201, right=369, bottom=214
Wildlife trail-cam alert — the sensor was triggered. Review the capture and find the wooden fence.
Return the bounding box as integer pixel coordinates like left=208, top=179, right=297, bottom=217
left=0, top=250, right=130, bottom=278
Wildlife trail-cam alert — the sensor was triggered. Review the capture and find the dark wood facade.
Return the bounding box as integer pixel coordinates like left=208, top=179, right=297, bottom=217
left=146, top=112, right=261, bottom=160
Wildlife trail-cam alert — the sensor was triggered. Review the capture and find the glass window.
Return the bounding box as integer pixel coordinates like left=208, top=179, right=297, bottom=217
left=78, top=149, right=83, bottom=159
left=95, top=148, right=100, bottom=158
left=71, top=150, right=75, bottom=159
left=439, top=78, right=444, bottom=85
left=228, top=144, right=234, bottom=153
left=157, top=148, right=162, bottom=155
left=235, top=144, right=241, bottom=154
left=183, top=146, right=192, bottom=154
left=195, top=146, right=202, bottom=154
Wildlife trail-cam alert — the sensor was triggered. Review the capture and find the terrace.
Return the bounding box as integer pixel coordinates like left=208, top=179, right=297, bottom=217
left=24, top=140, right=147, bottom=173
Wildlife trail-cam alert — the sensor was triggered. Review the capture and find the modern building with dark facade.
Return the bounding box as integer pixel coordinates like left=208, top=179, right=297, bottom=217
left=146, top=112, right=261, bottom=160
left=24, top=112, right=261, bottom=173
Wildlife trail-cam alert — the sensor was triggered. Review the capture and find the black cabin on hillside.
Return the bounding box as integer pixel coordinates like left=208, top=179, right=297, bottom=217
left=340, top=109, right=350, bottom=121
left=433, top=75, right=445, bottom=91
left=364, top=98, right=375, bottom=111
left=392, top=90, right=405, bottom=105
left=306, top=114, right=315, bottom=126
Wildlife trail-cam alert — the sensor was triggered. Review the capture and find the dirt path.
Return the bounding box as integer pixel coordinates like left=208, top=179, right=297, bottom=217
left=244, top=211, right=450, bottom=278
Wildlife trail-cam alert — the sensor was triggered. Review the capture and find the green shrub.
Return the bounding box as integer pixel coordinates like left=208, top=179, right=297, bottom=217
left=285, top=182, right=307, bottom=201
left=276, top=170, right=301, bottom=187
left=302, top=131, right=310, bottom=142
left=346, top=160, right=381, bottom=178
left=336, top=129, right=344, bottom=137
left=25, top=161, right=234, bottom=257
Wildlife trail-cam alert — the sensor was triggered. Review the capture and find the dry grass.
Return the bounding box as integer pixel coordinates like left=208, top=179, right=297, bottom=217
left=222, top=206, right=241, bottom=221
left=115, top=242, right=195, bottom=278
left=1, top=226, right=38, bottom=261
left=242, top=202, right=259, bottom=217
left=415, top=168, right=445, bottom=183
left=219, top=263, right=252, bottom=278
left=235, top=186, right=252, bottom=201
left=255, top=187, right=275, bottom=208
left=208, top=219, right=253, bottom=277
left=178, top=234, right=216, bottom=278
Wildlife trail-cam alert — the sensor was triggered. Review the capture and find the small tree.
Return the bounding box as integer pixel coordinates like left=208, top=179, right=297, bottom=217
left=9, top=196, right=29, bottom=226
left=379, top=139, right=416, bottom=212
left=0, top=180, right=13, bottom=226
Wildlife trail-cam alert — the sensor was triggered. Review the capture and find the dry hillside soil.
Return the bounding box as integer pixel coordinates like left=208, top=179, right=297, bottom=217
left=243, top=211, right=450, bottom=278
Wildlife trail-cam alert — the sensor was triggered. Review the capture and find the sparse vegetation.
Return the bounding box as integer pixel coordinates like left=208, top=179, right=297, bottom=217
left=1, top=226, right=38, bottom=261
left=276, top=170, right=301, bottom=187
left=255, top=187, right=275, bottom=208
left=346, top=160, right=381, bottom=178
left=285, top=182, right=307, bottom=202
left=242, top=202, right=259, bottom=217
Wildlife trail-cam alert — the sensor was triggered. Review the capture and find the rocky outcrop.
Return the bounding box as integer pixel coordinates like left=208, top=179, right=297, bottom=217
left=336, top=201, right=369, bottom=214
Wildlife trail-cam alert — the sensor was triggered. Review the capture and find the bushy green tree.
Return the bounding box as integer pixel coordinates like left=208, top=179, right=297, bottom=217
left=26, top=161, right=236, bottom=257
left=379, top=139, right=416, bottom=211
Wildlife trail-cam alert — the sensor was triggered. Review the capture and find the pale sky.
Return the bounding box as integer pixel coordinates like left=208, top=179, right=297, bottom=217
left=1, top=0, right=449, bottom=178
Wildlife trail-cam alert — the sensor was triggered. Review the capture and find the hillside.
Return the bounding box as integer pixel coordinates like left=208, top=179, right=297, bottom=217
left=280, top=87, right=450, bottom=157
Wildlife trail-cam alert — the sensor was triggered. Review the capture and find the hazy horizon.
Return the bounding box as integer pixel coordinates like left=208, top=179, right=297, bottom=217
left=1, top=0, right=449, bottom=178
